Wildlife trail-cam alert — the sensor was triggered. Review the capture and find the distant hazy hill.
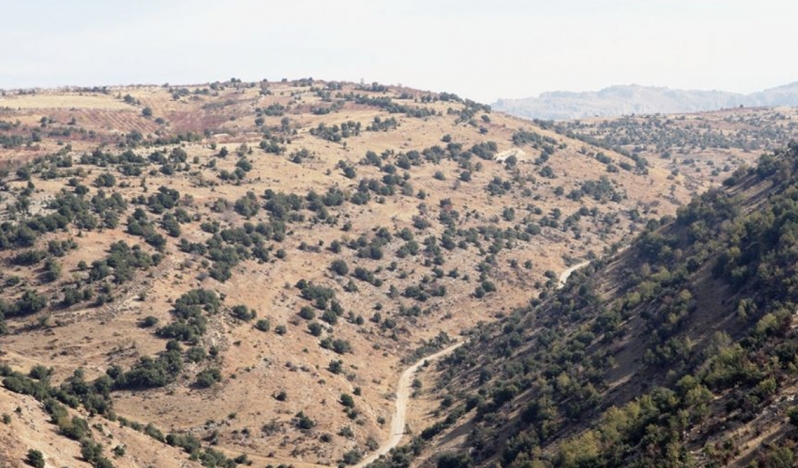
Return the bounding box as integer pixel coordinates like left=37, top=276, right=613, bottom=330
left=494, top=82, right=798, bottom=120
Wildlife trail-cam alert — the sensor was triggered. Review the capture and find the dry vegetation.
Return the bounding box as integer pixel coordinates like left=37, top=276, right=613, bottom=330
left=0, top=79, right=778, bottom=468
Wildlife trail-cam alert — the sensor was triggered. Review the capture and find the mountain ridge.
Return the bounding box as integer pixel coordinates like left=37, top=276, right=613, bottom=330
left=494, top=82, right=798, bottom=120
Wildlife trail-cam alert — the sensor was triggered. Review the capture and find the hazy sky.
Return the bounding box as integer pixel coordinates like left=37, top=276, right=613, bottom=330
left=2, top=0, right=797, bottom=103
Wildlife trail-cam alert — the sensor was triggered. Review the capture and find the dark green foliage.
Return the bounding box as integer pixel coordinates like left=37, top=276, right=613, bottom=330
left=42, top=257, right=61, bottom=283
left=330, top=259, right=349, bottom=276
left=294, top=411, right=315, bottom=430
left=194, top=368, right=222, bottom=388
left=436, top=453, right=472, bottom=468
left=161, top=213, right=181, bottom=237
left=342, top=449, right=362, bottom=465
left=353, top=95, right=436, bottom=118
left=10, top=249, right=46, bottom=266
left=80, top=439, right=115, bottom=468
left=321, top=309, right=338, bottom=325
left=26, top=449, right=45, bottom=468
left=297, top=282, right=335, bottom=307
left=59, top=415, right=91, bottom=440
left=299, top=306, right=316, bottom=320
left=231, top=305, right=255, bottom=321
left=5, top=290, right=48, bottom=317
left=155, top=288, right=220, bottom=343
left=94, top=172, right=116, bottom=187
left=321, top=338, right=351, bottom=355
left=262, top=103, right=285, bottom=116
left=234, top=191, right=260, bottom=217
left=366, top=116, right=398, bottom=132
left=427, top=143, right=798, bottom=468
left=87, top=241, right=160, bottom=286
left=308, top=321, right=324, bottom=336
left=112, top=349, right=183, bottom=390
left=329, top=359, right=343, bottom=374
left=139, top=316, right=159, bottom=328
left=538, top=165, right=556, bottom=179
left=255, top=319, right=270, bottom=332
left=340, top=393, right=355, bottom=408
left=568, top=175, right=625, bottom=202
left=28, top=365, right=52, bottom=381
left=310, top=121, right=361, bottom=142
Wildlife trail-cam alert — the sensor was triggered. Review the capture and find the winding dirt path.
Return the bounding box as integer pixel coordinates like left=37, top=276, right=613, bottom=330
left=557, top=261, right=590, bottom=289
left=354, top=262, right=590, bottom=467
left=354, top=342, right=464, bottom=468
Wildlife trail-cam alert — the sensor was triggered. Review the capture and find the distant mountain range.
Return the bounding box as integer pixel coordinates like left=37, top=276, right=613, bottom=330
left=493, top=82, right=798, bottom=120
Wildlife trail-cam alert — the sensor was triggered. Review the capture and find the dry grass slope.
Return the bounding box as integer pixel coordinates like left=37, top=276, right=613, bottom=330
left=0, top=79, right=775, bottom=468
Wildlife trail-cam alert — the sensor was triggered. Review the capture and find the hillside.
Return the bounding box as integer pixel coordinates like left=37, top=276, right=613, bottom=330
left=0, top=79, right=755, bottom=468
left=552, top=107, right=798, bottom=196
left=399, top=143, right=798, bottom=468
left=494, top=82, right=798, bottom=120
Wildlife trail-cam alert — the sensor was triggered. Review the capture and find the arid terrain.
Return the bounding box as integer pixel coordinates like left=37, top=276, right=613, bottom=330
left=0, top=79, right=789, bottom=468
left=410, top=143, right=798, bottom=468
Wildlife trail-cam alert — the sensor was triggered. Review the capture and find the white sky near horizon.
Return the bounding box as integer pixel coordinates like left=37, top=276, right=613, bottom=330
left=2, top=0, right=797, bottom=103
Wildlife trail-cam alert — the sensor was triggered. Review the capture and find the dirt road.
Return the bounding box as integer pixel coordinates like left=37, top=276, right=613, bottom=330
left=357, top=262, right=590, bottom=467
left=557, top=261, right=590, bottom=289
left=353, top=342, right=464, bottom=468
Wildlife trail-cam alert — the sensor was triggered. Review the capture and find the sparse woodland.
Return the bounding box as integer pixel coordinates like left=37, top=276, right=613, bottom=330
left=0, top=79, right=788, bottom=468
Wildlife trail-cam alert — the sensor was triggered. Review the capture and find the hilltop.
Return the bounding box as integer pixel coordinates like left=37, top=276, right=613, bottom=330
left=494, top=82, right=798, bottom=120
left=0, top=78, right=791, bottom=468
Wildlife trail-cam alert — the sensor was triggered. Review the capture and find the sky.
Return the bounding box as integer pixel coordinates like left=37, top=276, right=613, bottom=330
left=2, top=0, right=797, bottom=103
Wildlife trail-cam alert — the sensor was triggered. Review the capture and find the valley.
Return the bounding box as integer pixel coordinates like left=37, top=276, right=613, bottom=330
left=0, top=79, right=793, bottom=468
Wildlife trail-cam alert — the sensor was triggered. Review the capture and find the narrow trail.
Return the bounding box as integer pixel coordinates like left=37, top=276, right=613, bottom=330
left=353, top=342, right=464, bottom=468
left=557, top=261, right=590, bottom=289
left=353, top=261, right=590, bottom=467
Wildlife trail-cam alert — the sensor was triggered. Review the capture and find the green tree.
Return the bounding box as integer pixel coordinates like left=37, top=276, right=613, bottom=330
left=330, top=259, right=349, bottom=276
left=26, top=449, right=45, bottom=468
left=340, top=393, right=355, bottom=408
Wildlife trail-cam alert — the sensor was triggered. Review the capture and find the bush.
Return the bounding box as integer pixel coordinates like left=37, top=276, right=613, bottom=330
left=9, top=290, right=48, bottom=317
left=231, top=305, right=255, bottom=321
left=234, top=192, right=260, bottom=217
left=308, top=322, right=324, bottom=336
left=294, top=411, right=315, bottom=430
left=94, top=173, right=116, bottom=187
left=330, top=259, right=349, bottom=276
left=299, top=306, right=316, bottom=320
left=788, top=405, right=798, bottom=427
left=340, top=393, right=355, bottom=408
left=139, top=316, right=159, bottom=328
left=437, top=452, right=473, bottom=468
left=194, top=368, right=222, bottom=388
left=26, top=449, right=45, bottom=468
left=329, top=359, right=343, bottom=374
left=342, top=449, right=362, bottom=465
left=255, top=319, right=270, bottom=332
